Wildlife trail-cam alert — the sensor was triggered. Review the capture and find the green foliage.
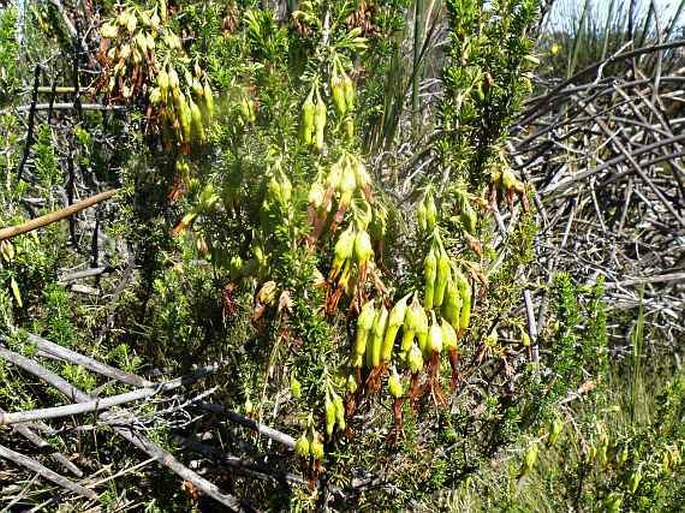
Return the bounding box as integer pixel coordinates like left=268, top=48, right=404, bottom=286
left=441, top=0, right=539, bottom=188
left=7, top=1, right=681, bottom=512
left=0, top=7, right=20, bottom=104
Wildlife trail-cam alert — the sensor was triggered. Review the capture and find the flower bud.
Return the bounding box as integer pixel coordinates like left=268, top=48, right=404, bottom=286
left=290, top=375, right=302, bottom=399
left=343, top=73, right=355, bottom=111
left=310, top=436, right=324, bottom=460
left=434, top=250, right=451, bottom=308
left=203, top=81, right=215, bottom=119
left=441, top=317, right=458, bottom=351
left=333, top=393, right=345, bottom=430
left=332, top=225, right=355, bottom=273
left=388, top=369, right=403, bottom=398
left=353, top=230, right=373, bottom=265
left=295, top=433, right=310, bottom=457
left=425, top=191, right=437, bottom=229
left=325, top=396, right=336, bottom=436
left=423, top=248, right=437, bottom=309
left=301, top=93, right=316, bottom=145
left=429, top=312, right=443, bottom=354
left=408, top=343, right=424, bottom=373
left=313, top=94, right=326, bottom=151
left=331, top=73, right=346, bottom=116
left=442, top=278, right=461, bottom=331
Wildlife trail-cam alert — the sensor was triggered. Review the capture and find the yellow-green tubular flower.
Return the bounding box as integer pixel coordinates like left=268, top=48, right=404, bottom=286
left=192, top=78, right=204, bottom=98
left=178, top=93, right=192, bottom=142
left=333, top=393, right=345, bottom=430
left=413, top=301, right=429, bottom=355
left=308, top=181, right=325, bottom=209
left=353, top=159, right=370, bottom=192
left=301, top=91, right=316, bottom=145
left=168, top=67, right=180, bottom=98
left=353, top=230, right=373, bottom=265
left=314, top=92, right=327, bottom=150
left=425, top=191, right=438, bottom=229
left=354, top=299, right=376, bottom=367
left=203, top=81, right=215, bottom=119
left=433, top=249, right=451, bottom=308
left=441, top=317, right=458, bottom=351
left=388, top=368, right=403, bottom=398
left=381, top=293, right=411, bottom=362
left=423, top=247, right=437, bottom=309
left=295, top=433, right=310, bottom=457
left=407, top=342, right=424, bottom=374
left=336, top=159, right=356, bottom=211
left=325, top=395, right=336, bottom=436
left=158, top=69, right=169, bottom=99
left=417, top=200, right=427, bottom=232
left=455, top=270, right=472, bottom=332
left=370, top=304, right=388, bottom=368
left=290, top=375, right=302, bottom=399
left=343, top=73, right=355, bottom=111
left=189, top=99, right=205, bottom=142
left=442, top=277, right=462, bottom=331
left=523, top=443, right=539, bottom=474
left=310, top=432, right=324, bottom=460
left=548, top=419, right=563, bottom=446
left=331, top=72, right=347, bottom=116
left=326, top=160, right=343, bottom=191
left=429, top=311, right=443, bottom=354
left=401, top=293, right=418, bottom=353
left=331, top=225, right=355, bottom=275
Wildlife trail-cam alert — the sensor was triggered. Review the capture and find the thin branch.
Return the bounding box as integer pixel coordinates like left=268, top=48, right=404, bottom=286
left=27, top=333, right=151, bottom=387
left=16, top=65, right=41, bottom=181
left=0, top=444, right=97, bottom=501
left=199, top=402, right=296, bottom=450
left=0, top=406, right=83, bottom=477
left=0, top=364, right=216, bottom=425
left=0, top=346, right=255, bottom=512
left=0, top=189, right=119, bottom=241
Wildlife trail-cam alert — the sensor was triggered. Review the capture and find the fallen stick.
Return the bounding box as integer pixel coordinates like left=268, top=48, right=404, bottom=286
left=199, top=402, right=296, bottom=449
left=0, top=346, right=254, bottom=512
left=174, top=435, right=307, bottom=487
left=0, top=444, right=97, bottom=501
left=604, top=272, right=685, bottom=289
left=0, top=406, right=83, bottom=477
left=26, top=333, right=152, bottom=387
left=0, top=189, right=119, bottom=242
left=0, top=363, right=216, bottom=425
left=58, top=266, right=110, bottom=283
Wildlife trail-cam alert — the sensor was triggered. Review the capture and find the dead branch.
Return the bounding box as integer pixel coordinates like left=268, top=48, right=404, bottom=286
left=0, top=444, right=97, bottom=501
left=27, top=333, right=151, bottom=387
left=0, top=345, right=255, bottom=512
left=199, top=402, right=297, bottom=450
left=0, top=189, right=119, bottom=242
left=0, top=363, right=216, bottom=425
left=0, top=407, right=83, bottom=477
